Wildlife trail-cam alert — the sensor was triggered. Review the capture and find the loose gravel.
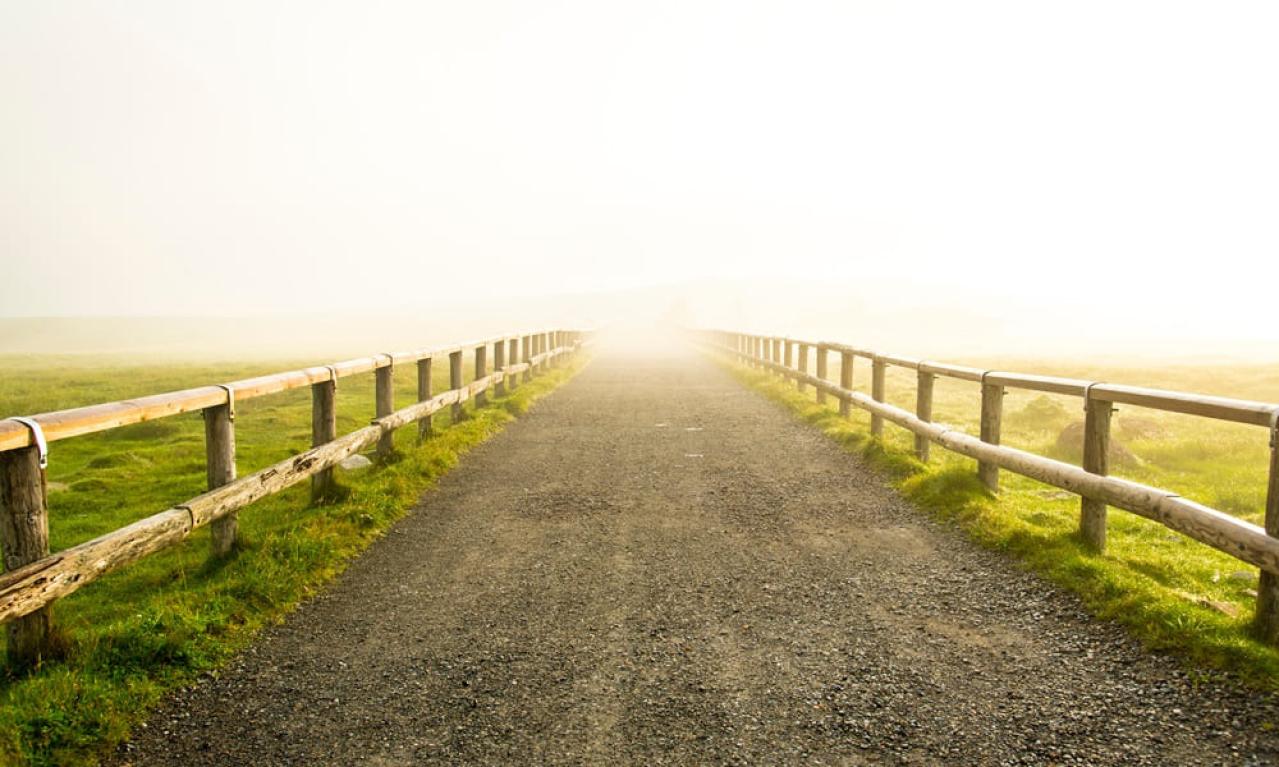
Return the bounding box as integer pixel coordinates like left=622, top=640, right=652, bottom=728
left=116, top=345, right=1279, bottom=766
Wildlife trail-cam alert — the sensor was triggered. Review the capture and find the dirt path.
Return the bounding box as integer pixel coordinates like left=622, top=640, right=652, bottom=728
left=118, top=345, right=1278, bottom=766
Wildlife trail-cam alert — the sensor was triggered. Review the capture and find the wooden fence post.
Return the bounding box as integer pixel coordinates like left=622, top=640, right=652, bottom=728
left=508, top=338, right=520, bottom=391
left=417, top=357, right=434, bottom=440
left=0, top=444, right=52, bottom=668
left=494, top=339, right=507, bottom=397
left=1080, top=390, right=1113, bottom=550
left=375, top=361, right=394, bottom=461
left=784, top=339, right=793, bottom=371
left=978, top=375, right=1004, bottom=492
left=522, top=336, right=532, bottom=383
left=204, top=399, right=237, bottom=555
left=915, top=370, right=935, bottom=461
left=311, top=376, right=337, bottom=500
left=772, top=338, right=782, bottom=374
left=839, top=350, right=853, bottom=418
left=797, top=343, right=809, bottom=391
left=450, top=350, right=464, bottom=423
left=1256, top=421, right=1279, bottom=644
left=474, top=345, right=488, bottom=408
left=815, top=345, right=828, bottom=405
left=871, top=357, right=886, bottom=437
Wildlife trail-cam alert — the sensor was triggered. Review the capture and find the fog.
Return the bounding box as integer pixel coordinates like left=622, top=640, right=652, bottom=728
left=3, top=2, right=1277, bottom=361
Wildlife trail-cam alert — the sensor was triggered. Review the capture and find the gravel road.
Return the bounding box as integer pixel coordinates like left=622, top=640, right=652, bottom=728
left=117, top=344, right=1279, bottom=766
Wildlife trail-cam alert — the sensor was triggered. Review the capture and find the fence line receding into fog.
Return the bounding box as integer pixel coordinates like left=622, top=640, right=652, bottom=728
left=0, top=330, right=585, bottom=667
left=697, top=329, right=1279, bottom=645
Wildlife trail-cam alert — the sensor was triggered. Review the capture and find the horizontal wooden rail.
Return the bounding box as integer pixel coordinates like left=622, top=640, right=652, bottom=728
left=0, top=331, right=585, bottom=664
left=0, top=331, right=570, bottom=454
left=701, top=329, right=1279, bottom=644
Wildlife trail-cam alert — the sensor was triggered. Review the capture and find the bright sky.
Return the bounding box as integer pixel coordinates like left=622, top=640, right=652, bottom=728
left=2, top=2, right=1276, bottom=352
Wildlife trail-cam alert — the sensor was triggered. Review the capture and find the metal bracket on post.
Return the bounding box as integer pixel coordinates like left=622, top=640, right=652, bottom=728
left=10, top=417, right=48, bottom=469
left=1083, top=382, right=1118, bottom=416
left=1269, top=408, right=1279, bottom=450
left=215, top=384, right=236, bottom=421
left=325, top=365, right=340, bottom=391
left=380, top=353, right=396, bottom=371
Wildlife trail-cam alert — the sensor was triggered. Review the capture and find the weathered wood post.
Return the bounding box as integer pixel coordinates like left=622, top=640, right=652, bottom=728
left=417, top=357, right=433, bottom=440
left=1256, top=418, right=1279, bottom=643
left=450, top=349, right=464, bottom=423
left=839, top=350, right=854, bottom=418
left=204, top=395, right=237, bottom=555
left=915, top=369, right=935, bottom=461
left=772, top=338, right=782, bottom=374
left=508, top=338, right=520, bottom=391
left=978, top=374, right=1004, bottom=492
left=474, top=345, right=489, bottom=408
left=522, top=335, right=533, bottom=383
left=311, top=374, right=337, bottom=500
left=870, top=357, right=886, bottom=437
left=797, top=343, right=809, bottom=391
left=1080, top=388, right=1113, bottom=550
left=0, top=442, right=52, bottom=668
left=494, top=339, right=507, bottom=397
left=815, top=345, right=828, bottom=405
left=784, top=339, right=793, bottom=373
left=375, top=359, right=395, bottom=461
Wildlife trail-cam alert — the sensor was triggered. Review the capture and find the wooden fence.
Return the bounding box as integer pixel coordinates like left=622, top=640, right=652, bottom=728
left=698, top=330, right=1279, bottom=644
left=0, top=330, right=585, bottom=667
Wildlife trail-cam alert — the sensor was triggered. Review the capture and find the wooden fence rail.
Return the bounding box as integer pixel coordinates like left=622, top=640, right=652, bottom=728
left=0, top=330, right=585, bottom=667
left=698, top=330, right=1279, bottom=645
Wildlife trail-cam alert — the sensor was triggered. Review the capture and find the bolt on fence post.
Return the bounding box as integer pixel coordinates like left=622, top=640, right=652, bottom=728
left=1256, top=422, right=1279, bottom=644
left=311, top=375, right=337, bottom=501
left=815, top=345, right=828, bottom=405
left=417, top=357, right=433, bottom=440
left=494, top=338, right=507, bottom=397
left=870, top=357, right=886, bottom=437
left=0, top=443, right=52, bottom=668
left=204, top=399, right=237, bottom=555
left=450, top=349, right=464, bottom=423
left=915, top=370, right=935, bottom=461
left=522, top=336, right=532, bottom=383
left=1080, top=389, right=1113, bottom=551
left=508, top=338, right=520, bottom=391
left=797, top=343, right=809, bottom=391
left=978, top=375, right=1004, bottom=492
left=839, top=350, right=854, bottom=418
left=475, top=344, right=489, bottom=407
left=375, top=360, right=395, bottom=461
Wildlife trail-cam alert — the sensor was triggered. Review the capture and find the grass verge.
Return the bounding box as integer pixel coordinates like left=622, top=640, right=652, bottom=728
left=721, top=357, right=1279, bottom=693
left=0, top=356, right=586, bottom=766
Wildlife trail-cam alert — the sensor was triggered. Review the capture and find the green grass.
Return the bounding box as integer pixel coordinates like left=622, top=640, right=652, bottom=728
left=0, top=352, right=585, bottom=766
left=722, top=354, right=1279, bottom=691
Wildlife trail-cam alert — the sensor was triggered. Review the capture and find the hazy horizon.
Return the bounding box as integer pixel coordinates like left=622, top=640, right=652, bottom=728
left=3, top=2, right=1277, bottom=359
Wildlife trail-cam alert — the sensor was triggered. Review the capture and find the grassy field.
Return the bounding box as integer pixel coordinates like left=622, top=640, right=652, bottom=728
left=724, top=350, right=1279, bottom=690
left=0, top=351, right=584, bottom=766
